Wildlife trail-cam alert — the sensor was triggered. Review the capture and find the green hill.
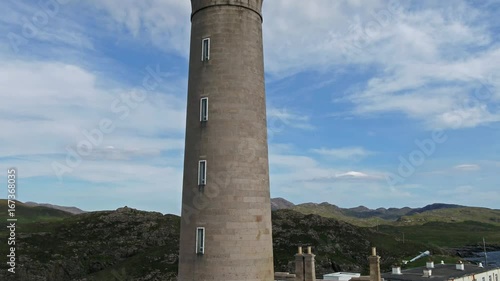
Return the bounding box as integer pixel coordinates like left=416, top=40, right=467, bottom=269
left=291, top=203, right=390, bottom=227
left=378, top=220, right=500, bottom=248
left=276, top=199, right=500, bottom=227
left=396, top=207, right=500, bottom=226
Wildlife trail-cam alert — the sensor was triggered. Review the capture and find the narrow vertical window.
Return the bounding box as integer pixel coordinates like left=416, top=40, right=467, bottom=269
left=201, top=38, right=210, bottom=61
left=196, top=227, right=205, bottom=254
left=200, top=97, right=208, bottom=122
left=198, top=160, right=206, bottom=186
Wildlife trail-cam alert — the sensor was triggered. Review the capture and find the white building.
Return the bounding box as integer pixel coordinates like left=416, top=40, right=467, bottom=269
left=323, top=272, right=361, bottom=281
left=382, top=262, right=500, bottom=281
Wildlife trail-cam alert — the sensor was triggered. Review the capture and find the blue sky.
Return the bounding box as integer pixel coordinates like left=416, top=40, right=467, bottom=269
left=1, top=0, right=499, bottom=214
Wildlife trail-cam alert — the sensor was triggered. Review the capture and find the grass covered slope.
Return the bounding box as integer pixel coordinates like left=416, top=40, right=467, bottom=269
left=396, top=207, right=500, bottom=226
left=290, top=202, right=381, bottom=226
left=378, top=220, right=500, bottom=247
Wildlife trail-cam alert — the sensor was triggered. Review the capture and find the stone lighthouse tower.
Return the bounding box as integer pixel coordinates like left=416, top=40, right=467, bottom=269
left=178, top=0, right=274, bottom=280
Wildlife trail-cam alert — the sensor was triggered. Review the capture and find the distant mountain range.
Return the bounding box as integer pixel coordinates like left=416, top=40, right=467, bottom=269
left=24, top=201, right=86, bottom=214
left=270, top=198, right=500, bottom=227
left=15, top=198, right=500, bottom=227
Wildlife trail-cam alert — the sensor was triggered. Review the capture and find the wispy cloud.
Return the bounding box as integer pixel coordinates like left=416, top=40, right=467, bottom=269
left=264, top=0, right=500, bottom=130
left=311, top=147, right=375, bottom=161
left=0, top=58, right=185, bottom=185
left=85, top=0, right=191, bottom=56
left=333, top=3, right=500, bottom=130
left=305, top=171, right=386, bottom=183
left=453, top=164, right=481, bottom=171
left=267, top=107, right=314, bottom=130
left=420, top=163, right=482, bottom=176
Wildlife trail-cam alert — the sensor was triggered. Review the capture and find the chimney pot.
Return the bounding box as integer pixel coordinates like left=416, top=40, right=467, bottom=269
left=392, top=267, right=402, bottom=275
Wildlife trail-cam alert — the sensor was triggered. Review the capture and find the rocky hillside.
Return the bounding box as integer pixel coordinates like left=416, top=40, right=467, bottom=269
left=0, top=203, right=452, bottom=281
left=271, top=210, right=447, bottom=276
left=0, top=206, right=180, bottom=281
left=1, top=200, right=498, bottom=280
left=271, top=197, right=296, bottom=211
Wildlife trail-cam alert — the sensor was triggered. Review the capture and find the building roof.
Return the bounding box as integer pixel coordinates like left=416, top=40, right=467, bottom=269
left=324, top=272, right=361, bottom=277
left=382, top=264, right=498, bottom=281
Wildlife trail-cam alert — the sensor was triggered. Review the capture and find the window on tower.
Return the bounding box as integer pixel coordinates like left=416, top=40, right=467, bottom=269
left=200, top=97, right=208, bottom=122
left=198, top=160, right=207, bottom=186
left=196, top=227, right=205, bottom=254
left=202, top=38, right=210, bottom=61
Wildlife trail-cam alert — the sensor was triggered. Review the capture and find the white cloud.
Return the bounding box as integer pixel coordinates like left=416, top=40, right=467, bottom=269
left=0, top=1, right=95, bottom=55
left=0, top=59, right=185, bottom=186
left=86, top=0, right=191, bottom=56
left=270, top=154, right=318, bottom=171
left=311, top=147, right=375, bottom=161
left=269, top=152, right=411, bottom=207
left=269, top=153, right=386, bottom=189
left=453, top=164, right=481, bottom=171
left=267, top=107, right=314, bottom=131
left=337, top=171, right=370, bottom=178
left=421, top=163, right=484, bottom=177
left=334, top=3, right=500, bottom=130
left=267, top=1, right=500, bottom=129
left=76, top=1, right=500, bottom=131
left=305, top=171, right=386, bottom=183
left=262, top=0, right=393, bottom=75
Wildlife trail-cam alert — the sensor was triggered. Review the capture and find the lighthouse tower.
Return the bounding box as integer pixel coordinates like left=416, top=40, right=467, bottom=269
left=178, top=0, right=274, bottom=280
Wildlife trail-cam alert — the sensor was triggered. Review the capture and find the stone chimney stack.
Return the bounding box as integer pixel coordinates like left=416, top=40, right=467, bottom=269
left=295, top=246, right=316, bottom=281
left=295, top=247, right=305, bottom=281
left=369, top=247, right=382, bottom=281
left=304, top=246, right=316, bottom=281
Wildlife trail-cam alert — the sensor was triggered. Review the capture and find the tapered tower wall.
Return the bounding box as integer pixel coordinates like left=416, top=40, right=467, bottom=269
left=178, top=0, right=274, bottom=280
